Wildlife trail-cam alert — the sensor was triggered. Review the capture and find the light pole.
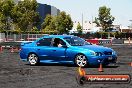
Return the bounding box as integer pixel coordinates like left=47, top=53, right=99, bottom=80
left=120, top=24, right=122, bottom=32
left=82, top=13, right=83, bottom=32
left=129, top=20, right=132, bottom=32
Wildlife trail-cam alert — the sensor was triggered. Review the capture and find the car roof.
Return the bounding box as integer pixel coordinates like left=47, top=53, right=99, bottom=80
left=43, top=35, right=75, bottom=38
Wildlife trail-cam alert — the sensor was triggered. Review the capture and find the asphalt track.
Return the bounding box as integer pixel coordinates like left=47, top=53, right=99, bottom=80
left=0, top=45, right=132, bottom=88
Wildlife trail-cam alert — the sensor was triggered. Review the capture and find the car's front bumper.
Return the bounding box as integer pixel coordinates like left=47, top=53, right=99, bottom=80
left=87, top=55, right=117, bottom=66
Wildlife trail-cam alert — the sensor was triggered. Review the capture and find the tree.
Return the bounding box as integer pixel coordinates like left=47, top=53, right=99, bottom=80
left=0, top=13, right=5, bottom=31
left=94, top=6, right=115, bottom=32
left=12, top=0, right=40, bottom=32
left=0, top=0, right=15, bottom=31
left=76, top=22, right=82, bottom=34
left=31, top=26, right=39, bottom=34
left=55, top=11, right=73, bottom=34
left=41, top=14, right=55, bottom=31
left=41, top=11, right=73, bottom=34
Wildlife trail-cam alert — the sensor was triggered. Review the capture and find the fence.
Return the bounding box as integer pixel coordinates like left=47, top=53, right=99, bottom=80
left=0, top=33, right=5, bottom=42
left=0, top=33, right=130, bottom=45
left=0, top=33, right=48, bottom=52
left=0, top=33, right=48, bottom=42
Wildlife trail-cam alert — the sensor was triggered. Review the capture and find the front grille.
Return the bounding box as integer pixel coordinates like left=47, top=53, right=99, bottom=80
left=104, top=51, right=112, bottom=55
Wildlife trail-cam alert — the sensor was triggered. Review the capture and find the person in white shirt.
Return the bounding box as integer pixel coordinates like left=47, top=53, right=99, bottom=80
left=58, top=41, right=63, bottom=47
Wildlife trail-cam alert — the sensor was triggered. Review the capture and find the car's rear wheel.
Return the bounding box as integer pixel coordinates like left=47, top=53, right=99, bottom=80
left=75, top=54, right=87, bottom=67
left=28, top=53, right=39, bottom=65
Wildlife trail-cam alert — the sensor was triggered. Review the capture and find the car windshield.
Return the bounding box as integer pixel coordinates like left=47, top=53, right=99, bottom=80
left=64, top=37, right=91, bottom=46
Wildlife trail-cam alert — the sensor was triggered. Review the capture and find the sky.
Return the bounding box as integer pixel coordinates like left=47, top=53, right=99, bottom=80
left=36, top=0, right=132, bottom=27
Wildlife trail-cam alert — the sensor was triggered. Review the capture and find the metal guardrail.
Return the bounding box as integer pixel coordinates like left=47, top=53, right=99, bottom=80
left=86, top=39, right=126, bottom=45
left=0, top=33, right=46, bottom=42
left=112, top=39, right=124, bottom=44
left=0, top=41, right=33, bottom=53
left=86, top=39, right=112, bottom=45
left=0, top=42, right=22, bottom=48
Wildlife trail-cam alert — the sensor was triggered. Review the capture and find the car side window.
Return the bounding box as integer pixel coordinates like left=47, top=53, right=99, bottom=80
left=37, top=38, right=52, bottom=46
left=64, top=37, right=72, bottom=45
left=53, top=38, right=66, bottom=47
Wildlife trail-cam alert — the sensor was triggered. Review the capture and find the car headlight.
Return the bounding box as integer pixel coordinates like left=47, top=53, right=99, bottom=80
left=112, top=51, right=116, bottom=55
left=89, top=50, right=103, bottom=56
left=95, top=52, right=102, bottom=56
left=89, top=50, right=96, bottom=56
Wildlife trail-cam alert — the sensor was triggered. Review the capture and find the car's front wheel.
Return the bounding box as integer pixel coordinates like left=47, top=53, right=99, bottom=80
left=28, top=53, right=39, bottom=65
left=75, top=54, right=87, bottom=67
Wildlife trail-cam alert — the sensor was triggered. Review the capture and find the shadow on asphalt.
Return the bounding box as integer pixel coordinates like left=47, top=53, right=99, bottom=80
left=25, top=63, right=78, bottom=68
left=83, top=65, right=119, bottom=68
left=103, top=65, right=119, bottom=68
left=25, top=63, right=119, bottom=68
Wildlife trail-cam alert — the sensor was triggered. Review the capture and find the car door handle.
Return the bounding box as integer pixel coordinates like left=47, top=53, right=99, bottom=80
left=38, top=49, right=40, bottom=50
left=53, top=50, right=56, bottom=51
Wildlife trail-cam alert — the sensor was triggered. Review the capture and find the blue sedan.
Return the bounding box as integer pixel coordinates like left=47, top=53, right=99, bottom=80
left=19, top=35, right=117, bottom=67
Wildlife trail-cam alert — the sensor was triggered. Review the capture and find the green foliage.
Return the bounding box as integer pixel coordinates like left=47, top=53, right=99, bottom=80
left=41, top=14, right=55, bottom=32
left=32, top=26, right=38, bottom=31
left=0, top=0, right=15, bottom=31
left=0, top=0, right=40, bottom=33
left=55, top=11, right=73, bottom=34
left=12, top=0, right=40, bottom=32
left=94, top=6, right=115, bottom=32
left=41, top=11, right=73, bottom=34
left=0, top=0, right=72, bottom=34
left=12, top=28, right=21, bottom=34
left=76, top=22, right=82, bottom=34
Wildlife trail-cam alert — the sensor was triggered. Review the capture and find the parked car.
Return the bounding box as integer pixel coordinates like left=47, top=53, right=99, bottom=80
left=19, top=35, right=117, bottom=67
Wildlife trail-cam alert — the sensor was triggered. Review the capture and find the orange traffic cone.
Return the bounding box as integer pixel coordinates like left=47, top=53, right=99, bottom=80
left=11, top=47, right=14, bottom=53
left=129, top=62, right=132, bottom=67
left=98, top=63, right=103, bottom=72
left=16, top=47, right=20, bottom=52
left=14, top=47, right=18, bottom=52
left=0, top=46, right=2, bottom=53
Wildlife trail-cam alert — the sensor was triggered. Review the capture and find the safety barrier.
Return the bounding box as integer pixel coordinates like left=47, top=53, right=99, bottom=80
left=0, top=41, right=26, bottom=53
left=0, top=34, right=47, bottom=42
left=86, top=39, right=99, bottom=45
left=86, top=39, right=112, bottom=45
left=0, top=46, right=3, bottom=53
